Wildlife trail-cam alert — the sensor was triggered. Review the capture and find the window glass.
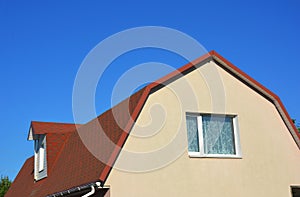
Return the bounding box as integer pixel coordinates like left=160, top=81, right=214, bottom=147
left=186, top=113, right=240, bottom=157
left=39, top=141, right=45, bottom=172
left=186, top=116, right=199, bottom=152
left=202, top=115, right=235, bottom=155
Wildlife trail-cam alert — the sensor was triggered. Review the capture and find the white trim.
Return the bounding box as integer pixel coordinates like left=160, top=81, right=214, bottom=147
left=188, top=152, right=201, bottom=157
left=197, top=116, right=204, bottom=156
left=233, top=116, right=242, bottom=157
left=187, top=113, right=242, bottom=158
left=189, top=154, right=242, bottom=159
left=28, top=127, right=34, bottom=140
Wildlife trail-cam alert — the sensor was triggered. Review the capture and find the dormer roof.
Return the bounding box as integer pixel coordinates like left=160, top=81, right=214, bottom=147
left=28, top=121, right=80, bottom=140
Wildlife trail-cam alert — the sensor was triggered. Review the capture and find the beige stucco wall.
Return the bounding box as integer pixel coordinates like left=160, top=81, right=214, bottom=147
left=105, top=61, right=300, bottom=196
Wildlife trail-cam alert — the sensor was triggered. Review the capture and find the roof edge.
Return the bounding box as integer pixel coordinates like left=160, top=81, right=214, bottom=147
left=209, top=50, right=300, bottom=147
left=46, top=180, right=102, bottom=197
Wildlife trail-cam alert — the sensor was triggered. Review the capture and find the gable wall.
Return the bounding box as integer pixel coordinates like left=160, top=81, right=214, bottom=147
left=106, top=61, right=300, bottom=197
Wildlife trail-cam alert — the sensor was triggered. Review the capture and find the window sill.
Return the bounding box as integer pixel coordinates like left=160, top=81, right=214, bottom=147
left=188, top=153, right=242, bottom=159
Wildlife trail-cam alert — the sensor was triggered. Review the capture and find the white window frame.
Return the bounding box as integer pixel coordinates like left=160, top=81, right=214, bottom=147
left=34, top=139, right=38, bottom=179
left=187, top=113, right=242, bottom=158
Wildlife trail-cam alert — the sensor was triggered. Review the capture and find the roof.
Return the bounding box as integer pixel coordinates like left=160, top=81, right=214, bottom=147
left=6, top=50, right=300, bottom=197
left=28, top=121, right=81, bottom=140
left=4, top=157, right=35, bottom=197
left=6, top=88, right=145, bottom=197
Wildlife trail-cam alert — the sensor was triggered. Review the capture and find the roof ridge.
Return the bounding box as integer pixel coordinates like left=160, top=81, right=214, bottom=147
left=31, top=121, right=81, bottom=125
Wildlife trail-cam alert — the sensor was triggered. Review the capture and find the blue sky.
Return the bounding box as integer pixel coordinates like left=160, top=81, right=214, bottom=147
left=1, top=0, right=299, bottom=180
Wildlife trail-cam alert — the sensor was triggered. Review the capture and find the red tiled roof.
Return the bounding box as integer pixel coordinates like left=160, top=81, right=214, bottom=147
left=5, top=157, right=35, bottom=197
left=46, top=132, right=73, bottom=174
left=6, top=51, right=300, bottom=197
left=6, top=88, right=145, bottom=197
left=31, top=121, right=80, bottom=135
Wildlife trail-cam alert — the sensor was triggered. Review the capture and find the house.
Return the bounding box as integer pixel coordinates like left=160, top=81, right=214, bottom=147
left=5, top=51, right=300, bottom=197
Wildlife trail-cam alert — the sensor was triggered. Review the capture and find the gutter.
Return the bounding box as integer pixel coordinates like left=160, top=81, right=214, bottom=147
left=82, top=184, right=97, bottom=197
left=46, top=181, right=102, bottom=197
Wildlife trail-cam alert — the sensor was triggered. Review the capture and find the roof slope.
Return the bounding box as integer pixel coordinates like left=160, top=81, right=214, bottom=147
left=6, top=88, right=146, bottom=197
left=38, top=87, right=146, bottom=196
left=30, top=121, right=79, bottom=135
left=5, top=157, right=35, bottom=197
left=6, top=51, right=300, bottom=197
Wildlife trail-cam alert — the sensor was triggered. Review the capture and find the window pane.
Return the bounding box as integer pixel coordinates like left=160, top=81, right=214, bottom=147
left=202, top=115, right=235, bottom=154
left=39, top=142, right=45, bottom=172
left=186, top=116, right=199, bottom=152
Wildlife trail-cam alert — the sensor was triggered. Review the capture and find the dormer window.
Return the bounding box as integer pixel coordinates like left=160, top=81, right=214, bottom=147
left=38, top=140, right=45, bottom=172
left=34, top=135, right=47, bottom=180
left=28, top=121, right=78, bottom=182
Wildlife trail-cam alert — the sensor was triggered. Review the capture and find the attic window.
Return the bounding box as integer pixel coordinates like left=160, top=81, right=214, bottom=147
left=186, top=113, right=242, bottom=158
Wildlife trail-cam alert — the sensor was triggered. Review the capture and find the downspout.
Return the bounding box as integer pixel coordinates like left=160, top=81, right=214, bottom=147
left=82, top=182, right=100, bottom=197
left=82, top=185, right=95, bottom=197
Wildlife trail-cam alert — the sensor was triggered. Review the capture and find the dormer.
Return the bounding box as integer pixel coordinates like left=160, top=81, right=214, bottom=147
left=28, top=121, right=79, bottom=182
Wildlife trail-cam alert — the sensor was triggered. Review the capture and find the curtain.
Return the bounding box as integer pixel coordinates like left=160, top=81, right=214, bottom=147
left=186, top=116, right=199, bottom=152
left=202, top=116, right=235, bottom=154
